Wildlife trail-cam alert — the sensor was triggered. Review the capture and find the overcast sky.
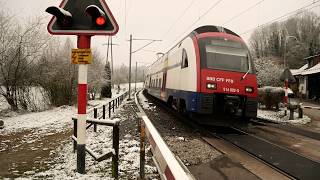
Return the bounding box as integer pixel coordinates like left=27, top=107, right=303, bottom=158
left=1, top=0, right=320, bottom=67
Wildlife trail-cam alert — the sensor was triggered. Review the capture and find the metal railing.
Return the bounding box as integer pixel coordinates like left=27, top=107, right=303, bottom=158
left=72, top=91, right=128, bottom=178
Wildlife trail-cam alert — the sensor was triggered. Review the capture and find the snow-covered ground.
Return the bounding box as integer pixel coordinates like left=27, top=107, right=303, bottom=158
left=257, top=108, right=311, bottom=124
left=1, top=106, right=75, bottom=135
left=0, top=88, right=158, bottom=179
left=29, top=120, right=156, bottom=179
left=0, top=95, right=10, bottom=112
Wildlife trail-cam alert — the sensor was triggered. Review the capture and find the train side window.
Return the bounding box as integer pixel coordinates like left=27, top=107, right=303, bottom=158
left=181, top=48, right=188, bottom=68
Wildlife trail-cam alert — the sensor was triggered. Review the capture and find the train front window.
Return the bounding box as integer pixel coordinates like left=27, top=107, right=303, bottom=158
left=200, top=37, right=252, bottom=73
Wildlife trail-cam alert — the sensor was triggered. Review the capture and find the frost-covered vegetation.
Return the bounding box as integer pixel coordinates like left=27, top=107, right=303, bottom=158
left=0, top=10, right=105, bottom=111
left=249, top=11, right=320, bottom=69
left=254, top=57, right=283, bottom=87
left=250, top=11, right=320, bottom=87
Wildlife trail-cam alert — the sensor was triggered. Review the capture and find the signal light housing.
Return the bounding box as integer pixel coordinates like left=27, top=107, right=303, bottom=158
left=46, top=6, right=73, bottom=27
left=85, top=5, right=107, bottom=26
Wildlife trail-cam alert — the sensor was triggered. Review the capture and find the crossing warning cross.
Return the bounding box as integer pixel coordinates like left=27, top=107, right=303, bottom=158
left=46, top=0, right=119, bottom=36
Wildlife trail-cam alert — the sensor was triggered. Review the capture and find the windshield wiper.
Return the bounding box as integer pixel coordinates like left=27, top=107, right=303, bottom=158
left=241, top=55, right=250, bottom=81
left=241, top=69, right=250, bottom=81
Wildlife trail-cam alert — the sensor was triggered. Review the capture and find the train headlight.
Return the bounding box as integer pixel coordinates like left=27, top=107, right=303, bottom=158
left=207, top=83, right=217, bottom=90
left=245, top=86, right=254, bottom=93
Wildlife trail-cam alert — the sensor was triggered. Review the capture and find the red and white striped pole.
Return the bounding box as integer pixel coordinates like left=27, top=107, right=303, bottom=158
left=284, top=79, right=289, bottom=104
left=76, top=35, right=91, bottom=174
left=284, top=78, right=289, bottom=116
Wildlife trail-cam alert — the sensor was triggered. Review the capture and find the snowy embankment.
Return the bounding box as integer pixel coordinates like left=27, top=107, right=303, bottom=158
left=0, top=96, right=10, bottom=112
left=257, top=108, right=311, bottom=124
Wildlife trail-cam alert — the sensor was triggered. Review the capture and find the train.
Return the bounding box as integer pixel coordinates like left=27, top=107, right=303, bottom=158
left=145, top=25, right=258, bottom=121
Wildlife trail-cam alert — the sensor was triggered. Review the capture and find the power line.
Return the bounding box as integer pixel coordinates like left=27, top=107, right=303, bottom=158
left=124, top=0, right=127, bottom=41
left=160, top=0, right=196, bottom=39
left=240, top=0, right=320, bottom=35
left=199, top=0, right=224, bottom=20
left=132, top=40, right=162, bottom=54
left=222, top=0, right=265, bottom=26
left=167, top=0, right=224, bottom=50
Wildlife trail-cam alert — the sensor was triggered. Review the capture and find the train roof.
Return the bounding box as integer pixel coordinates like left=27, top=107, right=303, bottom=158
left=192, top=25, right=240, bottom=37
left=146, top=25, right=241, bottom=70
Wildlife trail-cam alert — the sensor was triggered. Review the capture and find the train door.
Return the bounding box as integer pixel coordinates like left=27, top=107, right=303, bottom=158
left=160, top=58, right=168, bottom=101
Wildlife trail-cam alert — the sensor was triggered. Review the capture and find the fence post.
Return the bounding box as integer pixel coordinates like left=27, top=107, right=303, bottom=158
left=139, top=119, right=145, bottom=179
left=103, top=105, right=106, bottom=119
left=113, top=100, right=115, bottom=113
left=112, top=124, right=119, bottom=179
left=109, top=101, right=111, bottom=118
left=73, top=119, right=77, bottom=153
left=94, top=108, right=97, bottom=132
left=298, top=107, right=303, bottom=118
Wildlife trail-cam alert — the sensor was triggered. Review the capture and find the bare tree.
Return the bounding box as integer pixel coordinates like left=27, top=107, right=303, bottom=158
left=88, top=49, right=105, bottom=99
left=0, top=12, right=49, bottom=111
left=249, top=11, right=320, bottom=68
left=37, top=37, right=79, bottom=107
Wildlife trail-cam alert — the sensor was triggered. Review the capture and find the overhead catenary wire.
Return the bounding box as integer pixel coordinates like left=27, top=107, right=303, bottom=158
left=132, top=40, right=161, bottom=54
left=166, top=0, right=224, bottom=51
left=160, top=0, right=196, bottom=39
left=240, top=0, right=320, bottom=35
left=222, top=0, right=265, bottom=26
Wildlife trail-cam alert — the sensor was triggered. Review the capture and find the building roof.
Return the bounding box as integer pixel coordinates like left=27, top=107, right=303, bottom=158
left=301, top=63, right=320, bottom=75
left=304, top=54, right=320, bottom=61
left=291, top=64, right=308, bottom=76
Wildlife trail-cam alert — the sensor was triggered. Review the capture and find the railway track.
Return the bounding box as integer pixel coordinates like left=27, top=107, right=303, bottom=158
left=210, top=125, right=320, bottom=180
left=250, top=118, right=320, bottom=141
left=140, top=90, right=320, bottom=180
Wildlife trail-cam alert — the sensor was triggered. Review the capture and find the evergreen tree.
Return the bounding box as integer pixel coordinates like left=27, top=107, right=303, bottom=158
left=101, top=61, right=112, bottom=98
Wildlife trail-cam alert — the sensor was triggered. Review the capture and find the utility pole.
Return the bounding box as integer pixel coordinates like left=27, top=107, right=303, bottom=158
left=103, top=37, right=118, bottom=88
left=127, top=35, right=161, bottom=100
left=283, top=35, right=299, bottom=105
left=128, top=34, right=132, bottom=100
left=135, top=61, right=137, bottom=93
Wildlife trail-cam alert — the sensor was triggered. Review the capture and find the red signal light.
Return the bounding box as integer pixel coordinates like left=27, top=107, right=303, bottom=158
left=96, top=16, right=106, bottom=26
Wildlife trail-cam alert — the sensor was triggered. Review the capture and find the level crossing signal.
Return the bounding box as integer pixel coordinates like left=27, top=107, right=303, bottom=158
left=46, top=0, right=118, bottom=36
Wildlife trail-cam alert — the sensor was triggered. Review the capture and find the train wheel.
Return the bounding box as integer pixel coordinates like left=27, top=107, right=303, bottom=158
left=167, top=96, right=173, bottom=107
left=178, top=99, right=187, bottom=115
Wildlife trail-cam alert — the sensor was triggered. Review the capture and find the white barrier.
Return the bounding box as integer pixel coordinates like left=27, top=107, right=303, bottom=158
left=135, top=91, right=193, bottom=180
left=302, top=106, right=320, bottom=110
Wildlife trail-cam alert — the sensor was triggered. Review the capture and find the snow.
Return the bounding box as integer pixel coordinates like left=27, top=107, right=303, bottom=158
left=257, top=108, right=311, bottom=124
left=301, top=63, right=320, bottom=75
left=0, top=89, right=158, bottom=179
left=291, top=64, right=308, bottom=76
left=120, top=82, right=144, bottom=90
left=29, top=125, right=144, bottom=179
left=1, top=106, right=75, bottom=135
left=138, top=91, right=151, bottom=109
left=0, top=95, right=10, bottom=112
